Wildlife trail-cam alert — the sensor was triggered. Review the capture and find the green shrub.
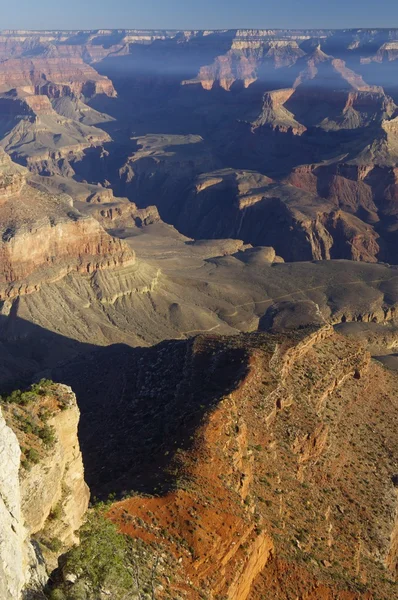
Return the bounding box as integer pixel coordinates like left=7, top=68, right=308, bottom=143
left=39, top=424, right=56, bottom=447
left=47, top=538, right=63, bottom=553
left=48, top=590, right=66, bottom=600
left=57, top=511, right=131, bottom=595
left=25, top=448, right=40, bottom=465
left=31, top=379, right=54, bottom=396
left=47, top=509, right=162, bottom=600
left=1, top=379, right=55, bottom=406
left=49, top=503, right=63, bottom=521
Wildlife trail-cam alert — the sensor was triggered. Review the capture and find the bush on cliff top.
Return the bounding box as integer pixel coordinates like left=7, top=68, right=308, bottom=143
left=0, top=378, right=55, bottom=406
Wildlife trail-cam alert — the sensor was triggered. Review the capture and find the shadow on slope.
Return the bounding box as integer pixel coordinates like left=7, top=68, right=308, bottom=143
left=52, top=335, right=250, bottom=499
left=0, top=313, right=250, bottom=499
left=0, top=310, right=95, bottom=391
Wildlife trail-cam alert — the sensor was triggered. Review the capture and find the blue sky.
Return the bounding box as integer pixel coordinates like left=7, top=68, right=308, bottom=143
left=1, top=0, right=398, bottom=30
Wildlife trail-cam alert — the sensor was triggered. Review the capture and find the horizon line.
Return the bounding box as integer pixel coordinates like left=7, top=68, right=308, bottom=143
left=2, top=27, right=398, bottom=33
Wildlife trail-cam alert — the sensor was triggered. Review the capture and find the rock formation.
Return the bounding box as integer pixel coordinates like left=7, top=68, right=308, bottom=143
left=0, top=29, right=398, bottom=263
left=146, top=167, right=381, bottom=262
left=18, top=385, right=89, bottom=546
left=0, top=407, right=30, bottom=600
left=0, top=92, right=111, bottom=175
left=0, top=381, right=89, bottom=598
left=0, top=57, right=116, bottom=98
left=0, top=149, right=134, bottom=300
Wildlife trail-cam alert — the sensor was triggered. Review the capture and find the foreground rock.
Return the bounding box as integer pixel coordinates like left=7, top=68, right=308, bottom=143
left=0, top=407, right=31, bottom=600
left=0, top=380, right=89, bottom=598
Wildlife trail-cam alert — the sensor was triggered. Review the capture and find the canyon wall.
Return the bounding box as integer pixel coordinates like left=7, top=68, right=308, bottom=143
left=101, top=326, right=398, bottom=599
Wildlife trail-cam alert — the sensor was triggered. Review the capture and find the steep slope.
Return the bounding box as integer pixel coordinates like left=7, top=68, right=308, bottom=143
left=252, top=88, right=306, bottom=135
left=158, top=168, right=381, bottom=262
left=0, top=57, right=116, bottom=98
left=50, top=95, right=115, bottom=126
left=0, top=406, right=32, bottom=600
left=118, top=133, right=220, bottom=211
left=2, top=181, right=398, bottom=390
left=49, top=326, right=398, bottom=599
left=284, top=129, right=398, bottom=262
left=0, top=149, right=133, bottom=300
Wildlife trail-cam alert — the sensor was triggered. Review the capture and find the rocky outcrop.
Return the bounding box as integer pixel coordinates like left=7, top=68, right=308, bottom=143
left=1, top=381, right=89, bottom=596
left=77, top=189, right=161, bottom=230
left=183, top=36, right=304, bottom=90
left=118, top=134, right=220, bottom=214
left=0, top=149, right=134, bottom=300
left=160, top=168, right=381, bottom=262
left=0, top=147, right=26, bottom=200
left=0, top=93, right=111, bottom=176
left=20, top=385, right=90, bottom=561
left=252, top=88, right=306, bottom=135
left=0, top=57, right=116, bottom=98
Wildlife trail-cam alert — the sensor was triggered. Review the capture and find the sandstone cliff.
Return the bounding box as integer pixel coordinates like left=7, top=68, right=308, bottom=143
left=0, top=93, right=112, bottom=176
left=0, top=57, right=116, bottom=98
left=0, top=381, right=89, bottom=600
left=0, top=407, right=29, bottom=600
left=157, top=168, right=381, bottom=262
left=0, top=380, right=89, bottom=598
left=19, top=385, right=89, bottom=545
left=42, top=324, right=398, bottom=598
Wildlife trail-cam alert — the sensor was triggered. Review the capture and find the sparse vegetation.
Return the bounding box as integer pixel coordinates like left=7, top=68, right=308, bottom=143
left=0, top=379, right=55, bottom=405
left=46, top=508, right=163, bottom=600
left=0, top=379, right=61, bottom=469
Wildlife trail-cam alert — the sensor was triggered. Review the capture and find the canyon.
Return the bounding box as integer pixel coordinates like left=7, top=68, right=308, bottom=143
left=0, top=27, right=398, bottom=599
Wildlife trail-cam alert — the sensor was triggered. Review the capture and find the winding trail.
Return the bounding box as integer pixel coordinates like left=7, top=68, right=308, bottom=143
left=222, top=277, right=395, bottom=318
left=178, top=276, right=398, bottom=337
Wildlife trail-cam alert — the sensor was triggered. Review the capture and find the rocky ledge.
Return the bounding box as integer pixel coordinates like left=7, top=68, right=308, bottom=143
left=0, top=149, right=134, bottom=300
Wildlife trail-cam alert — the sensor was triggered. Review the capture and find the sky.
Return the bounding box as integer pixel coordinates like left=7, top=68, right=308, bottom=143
left=1, top=0, right=398, bottom=31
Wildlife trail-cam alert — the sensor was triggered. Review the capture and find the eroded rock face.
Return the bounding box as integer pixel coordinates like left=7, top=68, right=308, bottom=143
left=259, top=300, right=326, bottom=332
left=0, top=407, right=48, bottom=600
left=0, top=149, right=134, bottom=300
left=0, top=93, right=111, bottom=176
left=252, top=88, right=307, bottom=135
left=20, top=385, right=90, bottom=558
left=153, top=168, right=382, bottom=262
left=79, top=327, right=398, bottom=599
left=0, top=147, right=26, bottom=200
left=0, top=57, right=116, bottom=98
left=1, top=383, right=89, bottom=596
left=0, top=408, right=26, bottom=600
left=118, top=134, right=219, bottom=215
